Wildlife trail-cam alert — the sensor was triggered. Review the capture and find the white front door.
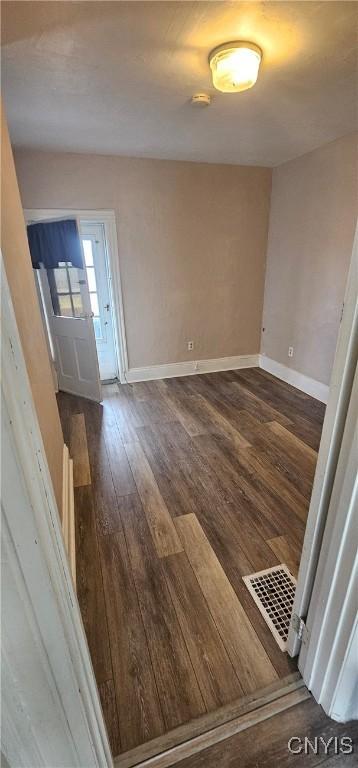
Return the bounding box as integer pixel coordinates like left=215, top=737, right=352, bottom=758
left=79, top=223, right=118, bottom=381
left=39, top=258, right=101, bottom=402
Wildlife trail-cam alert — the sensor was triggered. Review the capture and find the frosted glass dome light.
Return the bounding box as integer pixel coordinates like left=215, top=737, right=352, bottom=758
left=209, top=42, right=262, bottom=93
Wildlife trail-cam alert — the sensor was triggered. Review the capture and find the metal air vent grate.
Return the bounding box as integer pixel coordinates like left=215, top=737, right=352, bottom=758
left=243, top=565, right=296, bottom=651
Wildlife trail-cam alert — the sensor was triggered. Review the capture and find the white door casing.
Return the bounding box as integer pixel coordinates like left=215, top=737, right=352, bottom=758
left=80, top=222, right=118, bottom=381
left=1, top=255, right=112, bottom=767
left=299, top=365, right=357, bottom=721
left=25, top=209, right=129, bottom=384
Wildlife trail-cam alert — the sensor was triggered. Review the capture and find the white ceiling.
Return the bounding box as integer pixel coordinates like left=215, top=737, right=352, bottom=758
left=2, top=1, right=357, bottom=166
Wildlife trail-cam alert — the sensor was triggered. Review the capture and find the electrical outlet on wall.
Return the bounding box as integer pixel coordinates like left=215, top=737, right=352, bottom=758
left=187, top=341, right=194, bottom=351
left=288, top=346, right=294, bottom=358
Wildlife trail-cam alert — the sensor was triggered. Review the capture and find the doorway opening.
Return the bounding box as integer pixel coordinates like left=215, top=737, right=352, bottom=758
left=25, top=209, right=128, bottom=399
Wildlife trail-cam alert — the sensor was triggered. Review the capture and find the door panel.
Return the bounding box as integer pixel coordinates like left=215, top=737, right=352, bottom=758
left=39, top=259, right=101, bottom=402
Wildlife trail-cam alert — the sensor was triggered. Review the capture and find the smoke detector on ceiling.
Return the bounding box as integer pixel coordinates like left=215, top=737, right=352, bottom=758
left=191, top=93, right=211, bottom=107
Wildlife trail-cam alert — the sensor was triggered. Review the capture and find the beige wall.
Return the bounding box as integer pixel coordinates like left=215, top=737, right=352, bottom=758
left=14, top=150, right=272, bottom=369
left=1, top=107, right=64, bottom=512
left=262, top=133, right=357, bottom=386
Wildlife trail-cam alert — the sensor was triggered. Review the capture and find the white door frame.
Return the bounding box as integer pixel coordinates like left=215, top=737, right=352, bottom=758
left=81, top=221, right=118, bottom=381
left=2, top=216, right=357, bottom=767
left=300, top=365, right=357, bottom=721
left=24, top=208, right=129, bottom=384
left=1, top=253, right=113, bottom=766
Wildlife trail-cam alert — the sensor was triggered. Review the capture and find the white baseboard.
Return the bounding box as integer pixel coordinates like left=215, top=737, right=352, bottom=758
left=125, top=354, right=260, bottom=383
left=125, top=352, right=329, bottom=402
left=62, top=445, right=76, bottom=590
left=259, top=355, right=329, bottom=403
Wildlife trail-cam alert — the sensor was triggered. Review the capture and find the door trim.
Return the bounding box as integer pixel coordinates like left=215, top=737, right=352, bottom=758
left=1, top=253, right=112, bottom=766
left=299, top=365, right=357, bottom=721
left=24, top=209, right=129, bottom=384
left=287, top=222, right=358, bottom=660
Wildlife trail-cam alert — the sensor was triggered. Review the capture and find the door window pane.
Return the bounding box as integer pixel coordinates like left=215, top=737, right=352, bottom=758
left=58, top=294, right=73, bottom=316
left=86, top=266, right=97, bottom=292
left=68, top=267, right=81, bottom=294
left=81, top=236, right=103, bottom=341
left=83, top=239, right=94, bottom=266
left=47, top=263, right=84, bottom=318
left=72, top=294, right=83, bottom=317
left=90, top=293, right=99, bottom=317
left=53, top=267, right=69, bottom=293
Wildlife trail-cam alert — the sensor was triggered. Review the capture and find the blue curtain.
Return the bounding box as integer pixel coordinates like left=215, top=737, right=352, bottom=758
left=27, top=219, right=83, bottom=270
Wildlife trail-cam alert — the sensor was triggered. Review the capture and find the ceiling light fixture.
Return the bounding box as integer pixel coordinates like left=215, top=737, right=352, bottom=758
left=209, top=41, right=262, bottom=93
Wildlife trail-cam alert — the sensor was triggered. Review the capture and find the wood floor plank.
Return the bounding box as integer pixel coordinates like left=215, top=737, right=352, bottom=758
left=226, top=411, right=313, bottom=500
left=131, top=380, right=168, bottom=401
left=161, top=392, right=209, bottom=437
left=193, top=434, right=280, bottom=542
left=194, top=394, right=251, bottom=450
left=184, top=385, right=252, bottom=448
left=134, top=397, right=178, bottom=427
left=138, top=433, right=272, bottom=579
left=124, top=440, right=183, bottom=557
left=197, top=432, right=306, bottom=548
left=82, top=402, right=123, bottom=536
left=135, top=425, right=195, bottom=519
left=99, top=680, right=121, bottom=757
left=74, top=485, right=112, bottom=683
left=136, top=426, right=261, bottom=565
left=163, top=552, right=244, bottom=709
left=192, top=459, right=280, bottom=574
left=284, top=411, right=323, bottom=451
left=70, top=413, right=91, bottom=486
left=268, top=420, right=318, bottom=467
left=102, top=418, right=136, bottom=497
left=233, top=368, right=305, bottom=417
left=237, top=447, right=309, bottom=525
left=120, top=495, right=206, bottom=731
left=57, top=390, right=82, bottom=444
left=175, top=696, right=357, bottom=768
left=163, top=375, right=204, bottom=398
left=99, top=523, right=165, bottom=752
left=257, top=367, right=326, bottom=422
left=235, top=368, right=325, bottom=427
left=228, top=381, right=293, bottom=426
left=146, top=445, right=263, bottom=580
left=267, top=535, right=301, bottom=579
left=137, top=420, right=193, bottom=470
left=105, top=387, right=141, bottom=445
left=174, top=513, right=278, bottom=694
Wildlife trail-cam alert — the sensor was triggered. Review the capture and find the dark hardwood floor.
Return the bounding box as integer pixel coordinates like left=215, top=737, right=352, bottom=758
left=57, top=368, right=325, bottom=757
left=172, top=696, right=358, bottom=768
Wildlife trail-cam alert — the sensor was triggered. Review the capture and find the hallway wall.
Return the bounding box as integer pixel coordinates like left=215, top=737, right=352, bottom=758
left=1, top=104, right=64, bottom=512
left=261, top=133, right=357, bottom=386
left=14, top=150, right=272, bottom=369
